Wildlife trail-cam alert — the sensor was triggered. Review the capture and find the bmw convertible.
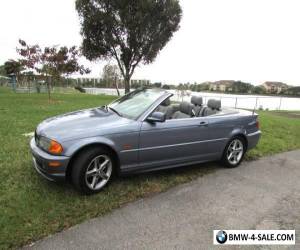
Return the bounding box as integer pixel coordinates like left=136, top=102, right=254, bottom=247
left=30, top=88, right=261, bottom=194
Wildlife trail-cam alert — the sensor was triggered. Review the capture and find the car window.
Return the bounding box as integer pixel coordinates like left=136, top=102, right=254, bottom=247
left=109, top=89, right=165, bottom=119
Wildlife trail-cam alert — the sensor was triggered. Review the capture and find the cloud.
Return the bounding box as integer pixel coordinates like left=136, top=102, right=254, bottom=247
left=1, top=0, right=300, bottom=86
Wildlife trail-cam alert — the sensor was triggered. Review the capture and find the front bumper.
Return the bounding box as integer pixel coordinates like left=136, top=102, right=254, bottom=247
left=30, top=138, right=70, bottom=182
left=246, top=130, right=262, bottom=150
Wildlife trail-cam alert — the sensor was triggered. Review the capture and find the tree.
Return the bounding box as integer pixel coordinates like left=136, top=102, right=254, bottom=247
left=17, top=39, right=40, bottom=72
left=253, top=86, right=266, bottom=94
left=232, top=81, right=254, bottom=93
left=153, top=82, right=162, bottom=88
left=102, top=64, right=121, bottom=96
left=40, top=46, right=90, bottom=99
left=76, top=0, right=182, bottom=93
left=3, top=60, right=25, bottom=80
left=284, top=86, right=300, bottom=96
left=17, top=39, right=90, bottom=100
left=16, top=39, right=41, bottom=88
left=0, top=64, right=8, bottom=76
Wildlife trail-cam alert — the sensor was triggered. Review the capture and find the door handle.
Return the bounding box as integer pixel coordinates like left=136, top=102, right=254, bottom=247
left=199, top=121, right=208, bottom=126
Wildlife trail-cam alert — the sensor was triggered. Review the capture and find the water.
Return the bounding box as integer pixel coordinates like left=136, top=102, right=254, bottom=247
left=84, top=88, right=300, bottom=111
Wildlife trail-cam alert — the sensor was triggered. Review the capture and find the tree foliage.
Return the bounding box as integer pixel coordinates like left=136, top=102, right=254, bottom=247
left=0, top=65, right=6, bottom=76
left=3, top=60, right=25, bottom=79
left=253, top=86, right=266, bottom=94
left=102, top=64, right=120, bottom=84
left=285, top=86, right=300, bottom=96
left=17, top=39, right=40, bottom=71
left=16, top=39, right=90, bottom=99
left=17, top=40, right=90, bottom=79
left=40, top=46, right=91, bottom=78
left=231, top=81, right=254, bottom=93
left=76, top=0, right=182, bottom=93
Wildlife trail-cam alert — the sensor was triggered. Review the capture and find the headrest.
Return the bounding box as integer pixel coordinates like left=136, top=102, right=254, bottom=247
left=161, top=98, right=171, bottom=106
left=191, top=96, right=203, bottom=106
left=179, top=101, right=193, bottom=115
left=207, top=99, right=221, bottom=110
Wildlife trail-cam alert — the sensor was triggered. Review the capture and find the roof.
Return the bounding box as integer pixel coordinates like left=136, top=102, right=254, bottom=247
left=210, top=80, right=235, bottom=86
left=263, top=81, right=288, bottom=87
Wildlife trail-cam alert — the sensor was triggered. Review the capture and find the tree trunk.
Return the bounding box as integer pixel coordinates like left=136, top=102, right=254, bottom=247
left=114, top=76, right=120, bottom=96
left=47, top=76, right=51, bottom=101
left=124, top=74, right=130, bottom=94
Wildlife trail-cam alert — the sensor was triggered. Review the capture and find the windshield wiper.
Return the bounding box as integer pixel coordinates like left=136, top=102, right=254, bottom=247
left=108, top=106, right=123, bottom=117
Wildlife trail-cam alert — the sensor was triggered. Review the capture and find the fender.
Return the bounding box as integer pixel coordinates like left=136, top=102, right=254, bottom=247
left=63, top=136, right=120, bottom=158
left=228, top=127, right=247, bottom=139
left=226, top=127, right=248, bottom=150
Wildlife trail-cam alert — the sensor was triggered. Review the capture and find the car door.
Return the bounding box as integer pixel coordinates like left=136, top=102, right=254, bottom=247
left=138, top=116, right=222, bottom=170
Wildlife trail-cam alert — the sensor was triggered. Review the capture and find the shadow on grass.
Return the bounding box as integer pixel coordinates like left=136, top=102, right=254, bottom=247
left=12, top=161, right=222, bottom=249
left=41, top=161, right=221, bottom=198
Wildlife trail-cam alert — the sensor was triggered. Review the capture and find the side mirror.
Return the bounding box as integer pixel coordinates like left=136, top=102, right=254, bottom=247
left=146, top=112, right=166, bottom=123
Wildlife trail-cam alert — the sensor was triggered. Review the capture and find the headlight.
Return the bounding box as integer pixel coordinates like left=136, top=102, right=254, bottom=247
left=38, top=136, right=63, bottom=154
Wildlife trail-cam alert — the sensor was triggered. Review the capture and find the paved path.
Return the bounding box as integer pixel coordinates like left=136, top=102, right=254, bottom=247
left=25, top=150, right=300, bottom=250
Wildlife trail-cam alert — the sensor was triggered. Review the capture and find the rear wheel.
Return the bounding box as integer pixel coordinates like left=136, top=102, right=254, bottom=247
left=71, top=147, right=115, bottom=194
left=222, top=136, right=246, bottom=168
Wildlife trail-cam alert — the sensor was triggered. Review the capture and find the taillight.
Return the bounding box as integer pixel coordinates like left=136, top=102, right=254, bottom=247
left=256, top=120, right=260, bottom=129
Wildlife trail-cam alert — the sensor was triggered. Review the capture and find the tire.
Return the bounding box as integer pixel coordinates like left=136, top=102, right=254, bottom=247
left=71, top=147, right=115, bottom=194
left=221, top=136, right=246, bottom=168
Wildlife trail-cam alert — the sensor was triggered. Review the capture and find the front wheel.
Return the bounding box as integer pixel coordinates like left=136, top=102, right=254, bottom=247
left=221, top=136, right=246, bottom=168
left=71, top=147, right=115, bottom=194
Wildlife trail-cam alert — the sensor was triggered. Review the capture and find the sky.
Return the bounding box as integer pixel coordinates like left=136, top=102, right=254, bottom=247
left=1, top=0, right=300, bottom=86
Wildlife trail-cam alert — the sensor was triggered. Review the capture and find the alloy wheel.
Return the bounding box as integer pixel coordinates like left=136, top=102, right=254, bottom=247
left=227, top=139, right=244, bottom=165
left=85, top=155, right=113, bottom=191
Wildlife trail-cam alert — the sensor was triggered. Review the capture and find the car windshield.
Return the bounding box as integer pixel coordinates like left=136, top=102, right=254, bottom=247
left=109, top=88, right=166, bottom=119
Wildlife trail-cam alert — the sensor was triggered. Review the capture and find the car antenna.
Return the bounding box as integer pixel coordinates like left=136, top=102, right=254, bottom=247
left=252, top=97, right=258, bottom=115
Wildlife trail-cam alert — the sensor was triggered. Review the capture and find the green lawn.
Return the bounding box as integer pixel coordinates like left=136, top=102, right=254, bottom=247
left=1, top=87, right=300, bottom=249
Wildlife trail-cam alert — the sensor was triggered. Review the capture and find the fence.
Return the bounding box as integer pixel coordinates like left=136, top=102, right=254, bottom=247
left=8, top=84, right=300, bottom=111
left=171, top=91, right=300, bottom=111
left=84, top=87, right=125, bottom=96
left=192, top=95, right=276, bottom=111
left=14, top=86, right=80, bottom=94
left=84, top=88, right=300, bottom=111
left=15, top=86, right=47, bottom=93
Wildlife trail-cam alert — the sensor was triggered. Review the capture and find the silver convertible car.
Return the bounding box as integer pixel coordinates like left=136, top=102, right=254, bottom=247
left=30, top=88, right=261, bottom=194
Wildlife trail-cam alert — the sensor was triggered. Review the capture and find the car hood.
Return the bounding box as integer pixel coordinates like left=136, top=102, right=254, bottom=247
left=36, top=107, right=133, bottom=141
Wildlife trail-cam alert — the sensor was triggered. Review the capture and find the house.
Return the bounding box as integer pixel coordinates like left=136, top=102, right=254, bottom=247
left=262, top=82, right=288, bottom=94
left=209, top=80, right=235, bottom=92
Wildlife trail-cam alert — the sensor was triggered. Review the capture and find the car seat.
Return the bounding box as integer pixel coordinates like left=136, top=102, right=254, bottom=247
left=191, top=96, right=203, bottom=117
left=156, top=98, right=174, bottom=119
left=200, top=99, right=221, bottom=116
left=172, top=102, right=194, bottom=119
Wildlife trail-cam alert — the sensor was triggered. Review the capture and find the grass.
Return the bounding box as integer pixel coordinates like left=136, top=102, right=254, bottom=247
left=246, top=110, right=300, bottom=159
left=0, top=87, right=300, bottom=249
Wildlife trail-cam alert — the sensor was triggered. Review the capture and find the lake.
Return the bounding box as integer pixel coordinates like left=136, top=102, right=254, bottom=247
left=84, top=88, right=300, bottom=111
